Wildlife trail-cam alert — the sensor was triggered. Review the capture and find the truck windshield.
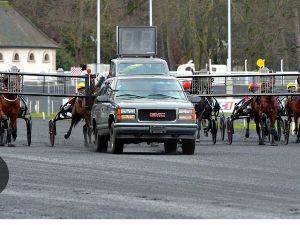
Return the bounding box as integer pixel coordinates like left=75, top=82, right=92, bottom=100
left=115, top=78, right=187, bottom=100
left=119, top=63, right=166, bottom=75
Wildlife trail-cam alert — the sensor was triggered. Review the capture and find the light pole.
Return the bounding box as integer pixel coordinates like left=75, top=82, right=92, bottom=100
left=97, top=0, right=101, bottom=74
left=226, top=0, right=233, bottom=97
left=227, top=0, right=231, bottom=73
left=149, top=0, right=153, bottom=26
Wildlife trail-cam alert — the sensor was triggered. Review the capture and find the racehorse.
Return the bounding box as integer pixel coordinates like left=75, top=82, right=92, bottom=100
left=284, top=75, right=300, bottom=142
left=63, top=77, right=103, bottom=147
left=191, top=76, right=216, bottom=139
left=251, top=95, right=278, bottom=145
left=0, top=75, right=21, bottom=147
left=194, top=97, right=213, bottom=139
left=63, top=96, right=92, bottom=147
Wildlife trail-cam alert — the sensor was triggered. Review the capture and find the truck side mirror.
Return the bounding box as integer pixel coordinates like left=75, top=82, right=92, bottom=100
left=189, top=96, right=202, bottom=104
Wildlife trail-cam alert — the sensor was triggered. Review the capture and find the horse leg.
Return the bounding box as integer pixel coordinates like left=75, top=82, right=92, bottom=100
left=7, top=115, right=18, bottom=147
left=261, top=113, right=268, bottom=137
left=88, top=125, right=92, bottom=144
left=196, top=112, right=202, bottom=140
left=64, top=117, right=75, bottom=139
left=12, top=124, right=17, bottom=142
left=7, top=127, right=12, bottom=146
left=82, top=113, right=92, bottom=147
left=295, top=115, right=300, bottom=143
left=84, top=115, right=92, bottom=145
left=245, top=117, right=250, bottom=138
left=270, top=116, right=278, bottom=146
left=83, top=124, right=89, bottom=147
left=254, top=115, right=264, bottom=145
left=0, top=123, right=3, bottom=146
left=202, top=120, right=208, bottom=137
left=0, top=115, right=8, bottom=146
left=195, top=107, right=202, bottom=140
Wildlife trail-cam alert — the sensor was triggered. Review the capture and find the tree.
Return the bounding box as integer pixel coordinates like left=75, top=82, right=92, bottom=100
left=8, top=0, right=300, bottom=71
left=56, top=49, right=74, bottom=71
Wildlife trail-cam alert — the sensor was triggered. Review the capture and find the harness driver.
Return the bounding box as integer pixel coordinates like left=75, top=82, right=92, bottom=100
left=61, top=82, right=85, bottom=117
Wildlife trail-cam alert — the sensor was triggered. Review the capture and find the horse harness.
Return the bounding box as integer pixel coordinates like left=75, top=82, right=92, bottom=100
left=0, top=95, right=19, bottom=102
left=0, top=87, right=19, bottom=102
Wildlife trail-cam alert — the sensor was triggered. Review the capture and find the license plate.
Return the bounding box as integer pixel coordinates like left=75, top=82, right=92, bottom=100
left=150, top=125, right=166, bottom=134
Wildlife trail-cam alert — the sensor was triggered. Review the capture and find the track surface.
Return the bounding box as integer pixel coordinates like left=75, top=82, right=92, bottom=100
left=0, top=118, right=300, bottom=218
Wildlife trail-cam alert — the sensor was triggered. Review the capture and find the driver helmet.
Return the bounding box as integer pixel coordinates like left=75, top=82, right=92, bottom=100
left=248, top=82, right=259, bottom=92
left=76, top=82, right=85, bottom=91
left=287, top=82, right=297, bottom=90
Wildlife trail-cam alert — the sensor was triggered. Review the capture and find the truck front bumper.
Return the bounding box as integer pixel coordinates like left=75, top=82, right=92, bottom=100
left=112, top=122, right=197, bottom=141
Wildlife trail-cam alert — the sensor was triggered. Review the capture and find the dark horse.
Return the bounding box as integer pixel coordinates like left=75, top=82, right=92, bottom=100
left=63, top=77, right=102, bottom=147
left=285, top=76, right=300, bottom=142
left=251, top=80, right=278, bottom=145
left=63, top=96, right=92, bottom=146
left=194, top=97, right=221, bottom=139
left=0, top=75, right=21, bottom=147
left=192, top=76, right=216, bottom=139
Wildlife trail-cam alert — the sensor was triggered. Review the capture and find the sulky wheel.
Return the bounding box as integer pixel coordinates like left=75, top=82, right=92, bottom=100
left=211, top=119, right=217, bottom=144
left=219, top=116, right=226, bottom=141
left=49, top=120, right=56, bottom=147
left=284, top=119, right=290, bottom=145
left=227, top=117, right=234, bottom=145
left=26, top=119, right=32, bottom=146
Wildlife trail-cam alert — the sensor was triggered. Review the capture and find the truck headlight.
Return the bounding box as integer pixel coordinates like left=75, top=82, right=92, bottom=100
left=117, top=108, right=136, bottom=120
left=179, top=109, right=193, bottom=114
left=178, top=108, right=196, bottom=121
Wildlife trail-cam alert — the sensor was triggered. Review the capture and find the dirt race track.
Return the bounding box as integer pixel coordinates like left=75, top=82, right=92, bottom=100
left=0, top=118, right=300, bottom=218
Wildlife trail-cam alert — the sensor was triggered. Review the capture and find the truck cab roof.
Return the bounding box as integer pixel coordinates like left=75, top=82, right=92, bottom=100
left=109, top=57, right=170, bottom=77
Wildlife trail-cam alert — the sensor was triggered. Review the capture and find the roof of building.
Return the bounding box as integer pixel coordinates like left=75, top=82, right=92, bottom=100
left=0, top=1, right=59, bottom=49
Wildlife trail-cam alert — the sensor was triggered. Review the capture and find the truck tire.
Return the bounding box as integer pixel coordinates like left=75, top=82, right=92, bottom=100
left=164, top=140, right=177, bottom=154
left=182, top=139, right=195, bottom=155
left=110, top=122, right=123, bottom=154
left=94, top=130, right=108, bottom=152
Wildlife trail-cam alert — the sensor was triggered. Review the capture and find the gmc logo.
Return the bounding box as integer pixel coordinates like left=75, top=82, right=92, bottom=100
left=149, top=112, right=166, bottom=118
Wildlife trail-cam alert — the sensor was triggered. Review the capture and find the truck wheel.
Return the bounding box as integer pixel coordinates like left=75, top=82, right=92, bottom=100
left=94, top=130, right=108, bottom=152
left=110, top=122, right=123, bottom=154
left=164, top=140, right=177, bottom=154
left=182, top=139, right=195, bottom=155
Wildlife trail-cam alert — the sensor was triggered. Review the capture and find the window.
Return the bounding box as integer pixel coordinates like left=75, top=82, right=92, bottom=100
left=28, top=53, right=35, bottom=62
left=118, top=63, right=165, bottom=75
left=115, top=78, right=186, bottom=100
left=0, top=53, right=3, bottom=62
left=13, top=53, right=20, bottom=62
left=43, top=53, right=50, bottom=62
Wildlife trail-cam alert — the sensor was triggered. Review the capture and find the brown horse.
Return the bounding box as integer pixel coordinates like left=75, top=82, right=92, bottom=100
left=251, top=95, right=278, bottom=145
left=63, top=96, right=93, bottom=147
left=63, top=77, right=101, bottom=147
left=0, top=75, right=21, bottom=147
left=285, top=76, right=300, bottom=142
left=0, top=94, right=20, bottom=146
left=194, top=96, right=214, bottom=139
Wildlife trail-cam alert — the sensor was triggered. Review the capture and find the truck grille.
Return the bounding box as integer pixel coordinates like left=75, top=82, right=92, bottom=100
left=138, top=109, right=176, bottom=121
